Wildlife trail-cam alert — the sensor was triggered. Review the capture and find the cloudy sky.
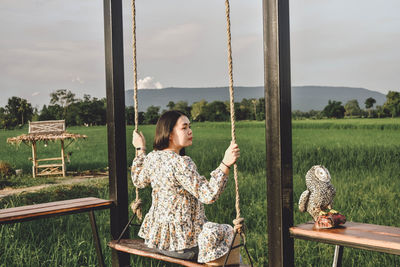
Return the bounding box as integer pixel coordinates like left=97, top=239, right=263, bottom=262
left=1, top=0, right=399, bottom=108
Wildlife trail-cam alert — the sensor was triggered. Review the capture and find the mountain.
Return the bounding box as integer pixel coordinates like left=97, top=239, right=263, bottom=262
left=125, top=86, right=386, bottom=112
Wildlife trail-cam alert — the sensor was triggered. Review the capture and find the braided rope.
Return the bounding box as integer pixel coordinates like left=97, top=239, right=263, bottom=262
left=131, top=0, right=142, bottom=221
left=225, top=0, right=244, bottom=235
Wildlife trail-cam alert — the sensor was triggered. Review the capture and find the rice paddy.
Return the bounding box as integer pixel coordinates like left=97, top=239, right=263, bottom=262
left=0, top=118, right=400, bottom=266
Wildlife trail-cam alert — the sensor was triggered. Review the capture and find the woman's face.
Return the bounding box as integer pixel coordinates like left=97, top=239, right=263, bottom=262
left=169, top=115, right=193, bottom=149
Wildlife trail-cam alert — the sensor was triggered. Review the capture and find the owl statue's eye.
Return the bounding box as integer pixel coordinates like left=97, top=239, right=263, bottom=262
left=315, top=167, right=329, bottom=182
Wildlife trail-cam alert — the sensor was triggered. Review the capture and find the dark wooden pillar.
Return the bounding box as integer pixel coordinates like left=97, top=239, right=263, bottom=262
left=263, top=0, right=294, bottom=266
left=103, top=0, right=130, bottom=266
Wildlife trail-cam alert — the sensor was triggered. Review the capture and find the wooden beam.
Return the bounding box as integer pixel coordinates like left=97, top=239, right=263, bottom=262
left=32, top=141, right=37, bottom=178
left=263, top=0, right=294, bottom=266
left=36, top=157, right=63, bottom=162
left=103, top=0, right=130, bottom=266
left=61, top=140, right=66, bottom=177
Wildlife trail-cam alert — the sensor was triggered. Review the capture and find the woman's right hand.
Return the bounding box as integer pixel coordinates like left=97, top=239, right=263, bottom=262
left=222, top=141, right=240, bottom=167
left=132, top=130, right=146, bottom=149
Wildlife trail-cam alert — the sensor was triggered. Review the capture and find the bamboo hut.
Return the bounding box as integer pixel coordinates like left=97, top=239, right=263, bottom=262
left=7, top=120, right=87, bottom=177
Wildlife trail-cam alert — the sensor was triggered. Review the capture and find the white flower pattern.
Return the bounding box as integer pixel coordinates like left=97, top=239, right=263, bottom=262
left=131, top=150, right=234, bottom=262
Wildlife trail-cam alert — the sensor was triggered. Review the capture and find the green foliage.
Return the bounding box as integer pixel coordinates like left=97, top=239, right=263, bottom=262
left=255, top=97, right=265, bottom=121
left=50, top=89, right=76, bottom=108
left=383, top=91, right=400, bottom=117
left=0, top=97, right=33, bottom=128
left=143, top=105, right=160, bottom=124
left=191, top=99, right=208, bottom=122
left=0, top=161, right=15, bottom=179
left=126, top=106, right=145, bottom=125
left=2, top=118, right=400, bottom=266
left=323, top=100, right=345, bottom=118
left=344, top=99, right=362, bottom=117
left=292, top=109, right=322, bottom=120
left=38, top=104, right=63, bottom=121
left=365, top=97, right=376, bottom=109
left=203, top=101, right=229, bottom=121
left=174, top=101, right=191, bottom=118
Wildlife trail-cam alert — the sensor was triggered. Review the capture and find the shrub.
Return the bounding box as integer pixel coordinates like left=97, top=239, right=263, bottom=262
left=0, top=161, right=15, bottom=178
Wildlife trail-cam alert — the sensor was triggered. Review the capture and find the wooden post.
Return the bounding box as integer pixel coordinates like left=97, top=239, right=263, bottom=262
left=61, top=140, right=66, bottom=177
left=103, top=0, right=130, bottom=266
left=31, top=141, right=37, bottom=178
left=263, top=0, right=294, bottom=266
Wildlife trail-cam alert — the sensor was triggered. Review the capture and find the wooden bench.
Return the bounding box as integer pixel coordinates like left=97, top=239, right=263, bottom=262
left=0, top=197, right=113, bottom=267
left=290, top=221, right=400, bottom=267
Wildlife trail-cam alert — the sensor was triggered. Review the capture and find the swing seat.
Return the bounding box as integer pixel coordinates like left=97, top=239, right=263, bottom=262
left=108, top=239, right=249, bottom=267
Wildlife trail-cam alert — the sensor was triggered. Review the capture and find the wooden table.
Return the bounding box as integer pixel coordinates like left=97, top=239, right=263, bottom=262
left=290, top=221, right=400, bottom=266
left=0, top=197, right=113, bottom=267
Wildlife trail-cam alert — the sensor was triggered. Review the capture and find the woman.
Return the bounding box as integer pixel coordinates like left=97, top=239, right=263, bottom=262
left=131, top=110, right=240, bottom=264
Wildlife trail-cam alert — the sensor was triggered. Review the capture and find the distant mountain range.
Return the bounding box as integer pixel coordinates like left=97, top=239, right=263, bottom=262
left=125, top=86, right=386, bottom=112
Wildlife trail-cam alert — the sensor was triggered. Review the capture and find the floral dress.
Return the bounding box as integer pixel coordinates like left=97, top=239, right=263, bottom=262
left=131, top=150, right=234, bottom=263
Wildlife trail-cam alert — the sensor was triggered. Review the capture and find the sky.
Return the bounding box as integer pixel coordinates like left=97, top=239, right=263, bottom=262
left=0, top=0, right=399, bottom=108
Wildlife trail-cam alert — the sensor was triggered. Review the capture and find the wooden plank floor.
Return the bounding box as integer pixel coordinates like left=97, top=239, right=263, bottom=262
left=290, top=221, right=400, bottom=255
left=109, top=239, right=249, bottom=267
left=0, top=197, right=113, bottom=224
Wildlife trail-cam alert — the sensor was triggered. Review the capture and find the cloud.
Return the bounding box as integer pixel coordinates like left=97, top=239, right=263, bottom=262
left=32, top=92, right=40, bottom=97
left=138, top=76, right=162, bottom=89
left=71, top=76, right=85, bottom=84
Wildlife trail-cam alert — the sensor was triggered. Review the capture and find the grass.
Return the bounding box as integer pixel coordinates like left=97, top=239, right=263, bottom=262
left=1, top=118, right=400, bottom=266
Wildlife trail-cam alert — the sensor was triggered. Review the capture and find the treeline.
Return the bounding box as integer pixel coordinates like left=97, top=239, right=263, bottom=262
left=126, top=98, right=265, bottom=125
left=292, top=91, right=400, bottom=119
left=2, top=89, right=400, bottom=129
left=0, top=89, right=265, bottom=129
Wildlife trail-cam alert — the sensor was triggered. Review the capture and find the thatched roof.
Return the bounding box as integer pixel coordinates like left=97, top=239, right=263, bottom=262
left=7, top=132, right=87, bottom=145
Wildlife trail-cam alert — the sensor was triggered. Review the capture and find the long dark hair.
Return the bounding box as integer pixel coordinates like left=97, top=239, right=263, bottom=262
left=153, top=110, right=187, bottom=156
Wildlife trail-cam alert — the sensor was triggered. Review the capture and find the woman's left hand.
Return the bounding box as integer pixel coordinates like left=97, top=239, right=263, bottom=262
left=132, top=130, right=146, bottom=149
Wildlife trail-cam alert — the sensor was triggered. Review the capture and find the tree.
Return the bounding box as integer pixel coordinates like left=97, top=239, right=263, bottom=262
left=365, top=97, right=376, bottom=109
left=203, top=101, right=229, bottom=121
left=4, top=97, right=33, bottom=126
left=251, top=99, right=258, bottom=120
left=191, top=100, right=207, bottom=122
left=50, top=89, right=76, bottom=119
left=235, top=98, right=253, bottom=120
left=126, top=106, right=144, bottom=125
left=166, top=101, right=175, bottom=110
left=256, top=97, right=265, bottom=121
left=174, top=101, right=191, bottom=118
left=322, top=100, right=345, bottom=118
left=375, top=105, right=387, bottom=118
left=364, top=97, right=376, bottom=118
left=383, top=91, right=400, bottom=118
left=344, top=99, right=361, bottom=117
left=39, top=105, right=63, bottom=121
left=144, top=106, right=160, bottom=124
left=0, top=107, right=7, bottom=129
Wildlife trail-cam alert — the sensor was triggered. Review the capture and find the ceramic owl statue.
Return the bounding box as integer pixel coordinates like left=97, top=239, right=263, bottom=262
left=298, top=165, right=336, bottom=221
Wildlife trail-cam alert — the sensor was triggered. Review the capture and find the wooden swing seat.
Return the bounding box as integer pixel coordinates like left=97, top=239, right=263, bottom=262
left=109, top=239, right=249, bottom=267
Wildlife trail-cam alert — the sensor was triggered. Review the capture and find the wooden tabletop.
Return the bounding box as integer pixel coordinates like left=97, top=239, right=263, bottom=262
left=0, top=197, right=113, bottom=224
left=109, top=239, right=249, bottom=267
left=290, top=221, right=400, bottom=255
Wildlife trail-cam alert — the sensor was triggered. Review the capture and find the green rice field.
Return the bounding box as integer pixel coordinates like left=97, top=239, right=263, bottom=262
left=1, top=118, right=400, bottom=266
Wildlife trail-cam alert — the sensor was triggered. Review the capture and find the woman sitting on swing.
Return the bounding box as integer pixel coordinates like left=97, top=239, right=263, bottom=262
left=131, top=110, right=240, bottom=264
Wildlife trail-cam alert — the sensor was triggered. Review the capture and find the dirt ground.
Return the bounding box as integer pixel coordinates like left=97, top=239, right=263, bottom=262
left=0, top=175, right=108, bottom=198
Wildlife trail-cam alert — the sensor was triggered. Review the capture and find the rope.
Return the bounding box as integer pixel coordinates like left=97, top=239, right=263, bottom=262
left=131, top=0, right=142, bottom=221
left=225, top=0, right=245, bottom=236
